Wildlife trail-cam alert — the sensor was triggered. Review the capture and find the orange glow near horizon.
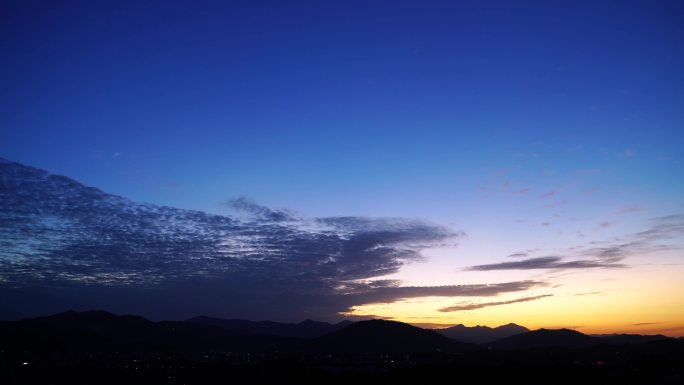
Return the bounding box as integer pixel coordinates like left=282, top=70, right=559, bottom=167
left=344, top=259, right=684, bottom=337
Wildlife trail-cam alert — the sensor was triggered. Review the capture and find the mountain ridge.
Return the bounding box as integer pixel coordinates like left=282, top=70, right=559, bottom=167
left=185, top=315, right=352, bottom=338
left=434, top=322, right=529, bottom=344
left=0, top=310, right=675, bottom=354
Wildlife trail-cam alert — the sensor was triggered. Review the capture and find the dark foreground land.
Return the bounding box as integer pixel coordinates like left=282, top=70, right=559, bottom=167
left=2, top=311, right=683, bottom=385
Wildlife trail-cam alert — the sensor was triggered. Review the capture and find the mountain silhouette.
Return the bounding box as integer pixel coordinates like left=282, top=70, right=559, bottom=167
left=435, top=323, right=529, bottom=344
left=1, top=313, right=682, bottom=384
left=313, top=319, right=475, bottom=353
left=489, top=328, right=603, bottom=349
left=1, top=310, right=678, bottom=361
left=598, top=333, right=671, bottom=345
left=0, top=310, right=299, bottom=353
left=186, top=315, right=352, bottom=338
left=0, top=311, right=481, bottom=354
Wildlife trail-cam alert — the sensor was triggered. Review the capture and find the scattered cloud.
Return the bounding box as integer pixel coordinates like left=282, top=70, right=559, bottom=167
left=573, top=291, right=602, bottom=296
left=541, top=190, right=557, bottom=198
left=466, top=213, right=684, bottom=273
left=632, top=322, right=659, bottom=326
left=544, top=199, right=569, bottom=208
left=507, top=252, right=528, bottom=258
left=596, top=221, right=619, bottom=229
left=438, top=294, right=552, bottom=312
left=637, top=214, right=684, bottom=242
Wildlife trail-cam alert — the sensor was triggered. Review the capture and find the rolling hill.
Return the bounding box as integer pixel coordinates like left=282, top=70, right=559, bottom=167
left=489, top=328, right=603, bottom=349
left=313, top=319, right=475, bottom=353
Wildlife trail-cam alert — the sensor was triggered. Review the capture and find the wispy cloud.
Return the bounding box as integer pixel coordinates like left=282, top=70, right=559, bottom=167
left=467, top=214, right=684, bottom=272
left=345, top=280, right=546, bottom=307
left=438, top=294, right=552, bottom=312
left=636, top=214, right=684, bottom=242
left=465, top=256, right=626, bottom=271
left=544, top=199, right=569, bottom=208
left=573, top=291, right=602, bottom=296
left=596, top=221, right=619, bottom=229
left=614, top=205, right=643, bottom=215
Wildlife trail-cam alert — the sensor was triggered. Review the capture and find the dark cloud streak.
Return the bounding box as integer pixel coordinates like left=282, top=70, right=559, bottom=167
left=344, top=280, right=545, bottom=307
left=438, top=294, right=552, bottom=312
left=465, top=256, right=626, bottom=271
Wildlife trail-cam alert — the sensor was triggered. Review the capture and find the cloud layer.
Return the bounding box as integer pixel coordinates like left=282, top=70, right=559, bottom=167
left=0, top=158, right=544, bottom=320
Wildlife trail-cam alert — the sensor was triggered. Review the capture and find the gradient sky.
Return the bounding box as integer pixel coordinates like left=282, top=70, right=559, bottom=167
left=1, top=1, right=683, bottom=335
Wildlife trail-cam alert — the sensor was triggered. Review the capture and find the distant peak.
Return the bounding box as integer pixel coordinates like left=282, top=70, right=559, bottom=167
left=497, top=323, right=528, bottom=330
left=533, top=328, right=585, bottom=335
left=185, top=315, right=218, bottom=322
left=298, top=319, right=325, bottom=326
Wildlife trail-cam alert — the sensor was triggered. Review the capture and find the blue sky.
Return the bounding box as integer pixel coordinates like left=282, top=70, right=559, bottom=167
left=2, top=0, right=682, bottom=216
left=1, top=1, right=683, bottom=331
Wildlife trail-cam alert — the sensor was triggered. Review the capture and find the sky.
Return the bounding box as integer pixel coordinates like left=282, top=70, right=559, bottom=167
left=1, top=1, right=683, bottom=335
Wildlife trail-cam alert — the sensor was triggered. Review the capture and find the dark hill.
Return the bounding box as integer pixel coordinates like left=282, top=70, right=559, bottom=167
left=26, top=310, right=155, bottom=331
left=186, top=315, right=351, bottom=338
left=490, top=328, right=603, bottom=349
left=436, top=323, right=528, bottom=344
left=599, top=333, right=671, bottom=345
left=313, top=319, right=475, bottom=353
left=7, top=310, right=166, bottom=348
left=0, top=310, right=296, bottom=353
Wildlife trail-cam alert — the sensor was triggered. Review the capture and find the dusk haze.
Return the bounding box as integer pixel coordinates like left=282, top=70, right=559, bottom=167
left=1, top=1, right=683, bottom=384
